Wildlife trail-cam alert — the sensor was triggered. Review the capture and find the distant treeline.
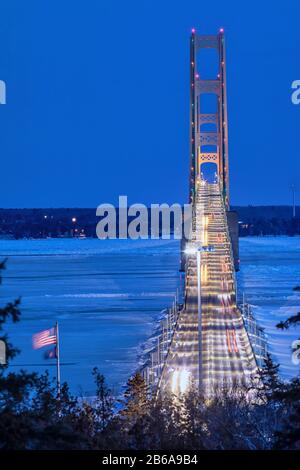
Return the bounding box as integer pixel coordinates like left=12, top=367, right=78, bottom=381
left=235, top=205, right=300, bottom=236
left=0, top=206, right=299, bottom=239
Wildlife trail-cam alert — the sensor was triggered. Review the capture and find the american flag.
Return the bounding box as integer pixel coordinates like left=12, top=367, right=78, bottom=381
left=32, top=327, right=57, bottom=350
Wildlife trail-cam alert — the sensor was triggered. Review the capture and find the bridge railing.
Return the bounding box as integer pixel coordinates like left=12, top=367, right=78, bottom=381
left=218, top=183, right=238, bottom=299
left=218, top=183, right=268, bottom=368
left=239, top=301, right=268, bottom=368
left=141, top=183, right=202, bottom=392
left=141, top=297, right=183, bottom=392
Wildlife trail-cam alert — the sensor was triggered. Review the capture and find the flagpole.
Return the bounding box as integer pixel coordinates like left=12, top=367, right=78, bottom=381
left=55, top=321, right=61, bottom=396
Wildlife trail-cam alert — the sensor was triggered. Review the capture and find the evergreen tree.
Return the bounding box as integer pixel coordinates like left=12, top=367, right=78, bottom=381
left=277, top=312, right=300, bottom=330
left=273, top=310, right=300, bottom=449
left=121, top=372, right=149, bottom=420
left=180, top=385, right=206, bottom=449
left=119, top=372, right=150, bottom=448
left=145, top=393, right=185, bottom=450
left=0, top=260, right=39, bottom=449
left=92, top=367, right=114, bottom=432
left=274, top=377, right=300, bottom=449
left=259, top=353, right=282, bottom=401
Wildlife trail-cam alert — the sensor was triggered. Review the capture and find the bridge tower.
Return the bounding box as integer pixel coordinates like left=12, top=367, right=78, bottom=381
left=189, top=28, right=229, bottom=209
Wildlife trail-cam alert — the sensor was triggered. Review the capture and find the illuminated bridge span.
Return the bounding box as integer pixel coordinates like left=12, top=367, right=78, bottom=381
left=142, top=29, right=266, bottom=396
left=158, top=180, right=258, bottom=395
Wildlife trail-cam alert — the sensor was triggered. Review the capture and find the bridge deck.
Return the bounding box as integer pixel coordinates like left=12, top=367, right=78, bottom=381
left=159, top=182, right=257, bottom=396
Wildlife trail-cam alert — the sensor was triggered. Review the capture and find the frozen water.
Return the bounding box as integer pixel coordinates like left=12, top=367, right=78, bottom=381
left=0, top=236, right=299, bottom=395
left=0, top=238, right=181, bottom=395
left=238, top=236, right=300, bottom=379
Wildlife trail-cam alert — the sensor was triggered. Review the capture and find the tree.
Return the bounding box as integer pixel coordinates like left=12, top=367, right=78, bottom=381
left=258, top=353, right=282, bottom=401
left=274, top=377, right=300, bottom=450
left=0, top=259, right=22, bottom=365
left=277, top=312, right=300, bottom=330
left=118, top=373, right=150, bottom=449
left=92, top=367, right=114, bottom=432
left=0, top=259, right=39, bottom=449
left=145, top=392, right=189, bottom=450
left=121, top=372, right=149, bottom=421
left=273, top=309, right=300, bottom=449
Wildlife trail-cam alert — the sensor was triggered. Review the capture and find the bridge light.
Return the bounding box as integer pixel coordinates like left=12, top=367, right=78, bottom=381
left=191, top=28, right=196, bottom=34
left=219, top=27, right=224, bottom=33
left=171, top=369, right=191, bottom=395
left=171, top=370, right=179, bottom=393
left=184, top=245, right=197, bottom=256
left=179, top=369, right=190, bottom=394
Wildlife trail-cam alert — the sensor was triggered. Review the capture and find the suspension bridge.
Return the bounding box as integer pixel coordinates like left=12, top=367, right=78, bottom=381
left=142, top=29, right=267, bottom=396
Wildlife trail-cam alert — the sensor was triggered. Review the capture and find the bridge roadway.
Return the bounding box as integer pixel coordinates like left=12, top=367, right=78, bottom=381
left=159, top=181, right=257, bottom=396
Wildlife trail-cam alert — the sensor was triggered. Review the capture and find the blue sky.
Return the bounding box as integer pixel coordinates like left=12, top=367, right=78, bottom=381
left=0, top=0, right=299, bottom=207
